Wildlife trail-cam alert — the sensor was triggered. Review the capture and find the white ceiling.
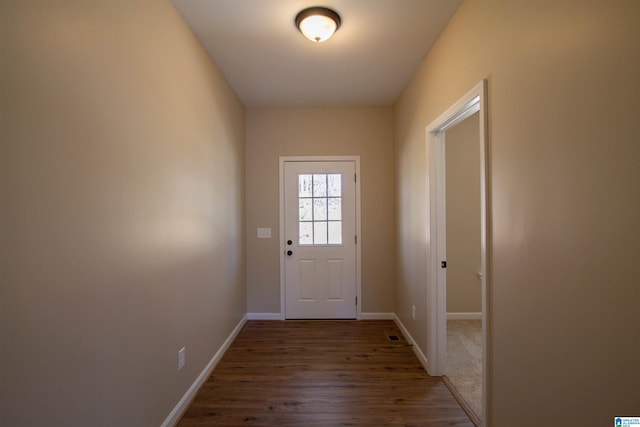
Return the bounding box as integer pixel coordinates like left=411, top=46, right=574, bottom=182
left=172, top=0, right=463, bottom=107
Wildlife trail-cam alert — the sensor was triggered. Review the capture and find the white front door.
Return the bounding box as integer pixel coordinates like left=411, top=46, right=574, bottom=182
left=283, top=161, right=357, bottom=319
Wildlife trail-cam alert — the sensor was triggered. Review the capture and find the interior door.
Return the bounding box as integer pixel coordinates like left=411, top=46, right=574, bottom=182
left=284, top=161, right=357, bottom=319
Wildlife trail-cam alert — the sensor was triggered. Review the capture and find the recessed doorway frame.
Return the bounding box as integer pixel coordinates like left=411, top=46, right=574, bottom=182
left=424, top=80, right=489, bottom=425
left=279, top=156, right=362, bottom=320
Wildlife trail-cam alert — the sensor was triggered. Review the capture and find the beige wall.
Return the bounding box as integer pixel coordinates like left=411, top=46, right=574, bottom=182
left=445, top=112, right=481, bottom=313
left=246, top=107, right=395, bottom=315
left=395, top=0, right=640, bottom=425
left=0, top=1, right=245, bottom=426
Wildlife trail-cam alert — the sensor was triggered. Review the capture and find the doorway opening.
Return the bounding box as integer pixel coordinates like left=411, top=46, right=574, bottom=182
left=425, top=81, right=489, bottom=425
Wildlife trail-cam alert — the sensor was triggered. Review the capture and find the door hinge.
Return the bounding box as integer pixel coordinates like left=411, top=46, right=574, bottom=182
left=354, top=174, right=357, bottom=183
left=441, top=261, right=447, bottom=268
left=355, top=296, right=358, bottom=306
left=355, top=235, right=357, bottom=244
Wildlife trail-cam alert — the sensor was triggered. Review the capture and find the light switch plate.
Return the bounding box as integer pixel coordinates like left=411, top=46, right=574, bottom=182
left=257, top=228, right=271, bottom=238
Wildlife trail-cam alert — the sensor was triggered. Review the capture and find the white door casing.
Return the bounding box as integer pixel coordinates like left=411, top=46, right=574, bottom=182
left=280, top=157, right=360, bottom=319
left=425, top=80, right=489, bottom=425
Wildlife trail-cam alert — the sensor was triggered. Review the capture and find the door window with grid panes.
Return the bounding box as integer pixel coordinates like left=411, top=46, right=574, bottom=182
left=298, top=174, right=342, bottom=245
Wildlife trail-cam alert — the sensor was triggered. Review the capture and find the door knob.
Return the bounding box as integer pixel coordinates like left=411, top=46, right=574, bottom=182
left=287, top=250, right=293, bottom=256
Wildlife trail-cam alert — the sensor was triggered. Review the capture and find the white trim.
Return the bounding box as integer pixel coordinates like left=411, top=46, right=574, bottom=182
left=249, top=312, right=395, bottom=320
left=360, top=312, right=395, bottom=320
left=247, top=313, right=282, bottom=320
left=161, top=315, right=248, bottom=427
left=425, top=80, right=489, bottom=426
left=446, top=312, right=482, bottom=320
left=393, top=314, right=429, bottom=371
left=279, top=156, right=362, bottom=320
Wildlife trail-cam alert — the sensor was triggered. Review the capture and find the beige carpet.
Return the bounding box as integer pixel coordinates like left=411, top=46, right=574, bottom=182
left=446, top=319, right=482, bottom=420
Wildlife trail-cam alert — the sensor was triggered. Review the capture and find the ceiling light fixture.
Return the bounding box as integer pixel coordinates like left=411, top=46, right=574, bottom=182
left=295, top=6, right=341, bottom=43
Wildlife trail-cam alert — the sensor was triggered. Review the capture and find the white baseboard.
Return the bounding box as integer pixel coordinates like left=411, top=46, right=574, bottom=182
left=161, top=314, right=248, bottom=427
left=248, top=313, right=397, bottom=320
left=360, top=312, right=395, bottom=320
left=393, top=314, right=429, bottom=372
left=447, top=312, right=482, bottom=320
left=247, top=313, right=282, bottom=320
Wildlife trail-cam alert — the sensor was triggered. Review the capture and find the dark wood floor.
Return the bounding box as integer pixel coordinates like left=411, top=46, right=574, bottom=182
left=178, top=320, right=473, bottom=426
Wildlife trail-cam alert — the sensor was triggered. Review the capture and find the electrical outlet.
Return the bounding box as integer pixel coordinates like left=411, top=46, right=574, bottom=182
left=178, top=347, right=185, bottom=371
left=411, top=305, right=416, bottom=320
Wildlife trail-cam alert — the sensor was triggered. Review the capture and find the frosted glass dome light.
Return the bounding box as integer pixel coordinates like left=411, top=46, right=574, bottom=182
left=295, top=7, right=341, bottom=43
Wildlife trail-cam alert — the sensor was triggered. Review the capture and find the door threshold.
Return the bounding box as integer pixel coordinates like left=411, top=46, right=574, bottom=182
left=442, top=374, right=481, bottom=427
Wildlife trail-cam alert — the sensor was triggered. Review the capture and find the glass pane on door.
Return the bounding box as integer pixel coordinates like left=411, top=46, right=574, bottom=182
left=298, top=173, right=342, bottom=245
